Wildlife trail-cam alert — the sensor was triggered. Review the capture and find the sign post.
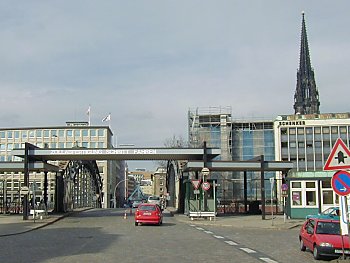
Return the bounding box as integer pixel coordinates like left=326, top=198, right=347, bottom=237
left=269, top=177, right=275, bottom=226
left=281, top=184, right=288, bottom=223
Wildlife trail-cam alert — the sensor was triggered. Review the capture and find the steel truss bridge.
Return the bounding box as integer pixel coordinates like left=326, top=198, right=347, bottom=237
left=5, top=142, right=293, bottom=220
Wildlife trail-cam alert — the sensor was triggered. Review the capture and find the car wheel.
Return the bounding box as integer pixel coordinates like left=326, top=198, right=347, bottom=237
left=300, top=239, right=306, bottom=251
left=135, top=222, right=138, bottom=226
left=313, top=245, right=321, bottom=260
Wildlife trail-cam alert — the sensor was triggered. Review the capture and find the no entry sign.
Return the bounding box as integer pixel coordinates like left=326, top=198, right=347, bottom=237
left=331, top=170, right=350, bottom=196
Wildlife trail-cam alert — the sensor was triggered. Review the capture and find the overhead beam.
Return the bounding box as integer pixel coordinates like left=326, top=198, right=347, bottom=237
left=11, top=147, right=221, bottom=161
left=184, top=160, right=294, bottom=172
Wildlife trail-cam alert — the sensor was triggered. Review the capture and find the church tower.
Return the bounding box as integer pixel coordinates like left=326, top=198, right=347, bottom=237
left=293, top=12, right=320, bottom=115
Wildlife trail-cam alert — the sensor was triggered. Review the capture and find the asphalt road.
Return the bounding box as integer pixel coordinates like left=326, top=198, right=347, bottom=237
left=0, top=209, right=337, bottom=263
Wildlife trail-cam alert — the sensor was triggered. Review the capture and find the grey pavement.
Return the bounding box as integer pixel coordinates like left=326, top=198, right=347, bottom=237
left=167, top=207, right=305, bottom=230
left=0, top=207, right=305, bottom=237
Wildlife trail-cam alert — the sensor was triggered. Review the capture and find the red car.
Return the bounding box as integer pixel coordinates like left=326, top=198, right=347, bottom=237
left=134, top=203, right=163, bottom=226
left=299, top=218, right=350, bottom=260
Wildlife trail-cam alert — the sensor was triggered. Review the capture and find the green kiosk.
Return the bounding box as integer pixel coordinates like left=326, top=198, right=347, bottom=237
left=184, top=178, right=217, bottom=221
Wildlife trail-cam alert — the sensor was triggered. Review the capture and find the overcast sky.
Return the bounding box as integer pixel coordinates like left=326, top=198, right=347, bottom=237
left=1, top=1, right=349, bottom=170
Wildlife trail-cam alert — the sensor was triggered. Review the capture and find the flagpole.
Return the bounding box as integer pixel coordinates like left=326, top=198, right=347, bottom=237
left=87, top=105, right=91, bottom=126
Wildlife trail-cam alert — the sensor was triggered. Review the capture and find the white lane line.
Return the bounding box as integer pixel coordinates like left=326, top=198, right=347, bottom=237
left=213, top=235, right=224, bottom=239
left=204, top=231, right=213, bottom=234
left=240, top=248, right=257, bottom=253
left=224, top=240, right=238, bottom=246
left=260, top=258, right=279, bottom=263
left=196, top=227, right=204, bottom=230
left=190, top=225, right=196, bottom=227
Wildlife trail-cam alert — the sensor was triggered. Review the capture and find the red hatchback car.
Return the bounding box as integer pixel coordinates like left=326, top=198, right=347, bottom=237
left=299, top=218, right=350, bottom=260
left=134, top=203, right=163, bottom=226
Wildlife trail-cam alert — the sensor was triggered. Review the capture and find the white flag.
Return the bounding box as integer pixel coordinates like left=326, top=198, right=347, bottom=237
left=102, top=114, right=111, bottom=122
left=86, top=106, right=91, bottom=115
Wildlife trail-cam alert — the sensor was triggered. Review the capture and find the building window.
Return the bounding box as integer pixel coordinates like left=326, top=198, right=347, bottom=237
left=43, top=130, right=50, bottom=137
left=291, top=180, right=317, bottom=208
left=14, top=131, right=20, bottom=139
left=58, top=130, right=64, bottom=137
left=22, top=131, right=27, bottom=139
left=66, top=130, right=73, bottom=137
left=37, top=130, right=42, bottom=137
left=322, top=127, right=330, bottom=134
left=98, top=129, right=105, bottom=137
left=91, top=130, right=97, bottom=137
left=82, top=130, right=88, bottom=136
left=0, top=131, right=5, bottom=139
left=7, top=131, right=13, bottom=139
left=74, top=130, right=81, bottom=137
left=51, top=130, right=57, bottom=137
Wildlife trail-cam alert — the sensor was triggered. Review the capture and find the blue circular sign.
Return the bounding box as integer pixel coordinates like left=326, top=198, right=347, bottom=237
left=331, top=170, right=350, bottom=196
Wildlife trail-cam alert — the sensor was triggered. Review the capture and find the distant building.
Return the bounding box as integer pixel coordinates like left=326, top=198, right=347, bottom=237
left=0, top=122, right=123, bottom=210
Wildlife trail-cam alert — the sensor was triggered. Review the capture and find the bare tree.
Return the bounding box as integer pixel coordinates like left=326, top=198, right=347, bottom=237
left=154, top=135, right=188, bottom=168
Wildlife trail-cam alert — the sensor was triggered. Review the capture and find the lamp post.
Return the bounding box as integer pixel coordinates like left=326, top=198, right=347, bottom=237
left=113, top=179, right=128, bottom=208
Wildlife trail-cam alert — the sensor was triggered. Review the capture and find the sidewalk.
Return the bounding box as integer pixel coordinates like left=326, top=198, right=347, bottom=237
left=0, top=208, right=88, bottom=237
left=167, top=208, right=305, bottom=230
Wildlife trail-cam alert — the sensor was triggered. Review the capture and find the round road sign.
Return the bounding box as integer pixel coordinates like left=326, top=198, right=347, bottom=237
left=331, top=170, right=350, bottom=196
left=21, top=186, right=29, bottom=195
left=201, top=167, right=210, bottom=176
left=202, top=182, right=211, bottom=191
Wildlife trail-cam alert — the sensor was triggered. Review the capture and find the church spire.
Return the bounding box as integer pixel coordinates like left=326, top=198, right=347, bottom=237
left=293, top=12, right=320, bottom=115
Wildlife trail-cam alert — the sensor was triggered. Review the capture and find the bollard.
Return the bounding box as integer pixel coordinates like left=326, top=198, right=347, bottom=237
left=124, top=210, right=127, bottom=219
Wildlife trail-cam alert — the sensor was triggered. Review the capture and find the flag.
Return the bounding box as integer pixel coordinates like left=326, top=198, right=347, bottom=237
left=86, top=106, right=91, bottom=116
left=102, top=114, right=111, bottom=122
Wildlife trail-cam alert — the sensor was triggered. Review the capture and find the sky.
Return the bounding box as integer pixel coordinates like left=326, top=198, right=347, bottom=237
left=1, top=1, right=350, bottom=170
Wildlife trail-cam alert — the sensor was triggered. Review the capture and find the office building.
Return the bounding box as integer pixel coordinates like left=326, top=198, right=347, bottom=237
left=0, top=122, right=124, bottom=211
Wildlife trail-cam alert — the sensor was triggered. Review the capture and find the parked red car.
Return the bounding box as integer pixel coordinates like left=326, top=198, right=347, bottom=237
left=299, top=218, right=350, bottom=260
left=134, top=203, right=163, bottom=226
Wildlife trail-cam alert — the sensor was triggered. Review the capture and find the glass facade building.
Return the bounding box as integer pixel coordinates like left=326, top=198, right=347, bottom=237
left=0, top=122, right=123, bottom=212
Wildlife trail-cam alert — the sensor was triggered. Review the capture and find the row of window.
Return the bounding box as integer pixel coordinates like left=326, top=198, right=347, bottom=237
left=0, top=129, right=106, bottom=139
left=291, top=180, right=336, bottom=208
left=0, top=141, right=105, bottom=151
left=281, top=126, right=349, bottom=135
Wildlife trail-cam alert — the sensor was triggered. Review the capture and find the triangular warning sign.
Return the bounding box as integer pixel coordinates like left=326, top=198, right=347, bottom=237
left=191, top=179, right=201, bottom=190
left=324, top=138, right=350, bottom=171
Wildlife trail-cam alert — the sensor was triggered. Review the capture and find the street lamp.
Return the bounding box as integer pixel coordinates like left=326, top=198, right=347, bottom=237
left=113, top=179, right=128, bottom=208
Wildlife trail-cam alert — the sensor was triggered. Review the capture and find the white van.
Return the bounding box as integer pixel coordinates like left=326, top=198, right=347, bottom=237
left=147, top=195, right=161, bottom=206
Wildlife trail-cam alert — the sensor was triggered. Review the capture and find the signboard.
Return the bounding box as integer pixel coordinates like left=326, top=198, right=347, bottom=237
left=281, top=184, right=288, bottom=191
left=201, top=167, right=210, bottom=176
left=202, top=182, right=211, bottom=191
left=331, top=170, right=350, bottom=196
left=324, top=138, right=350, bottom=171
left=191, top=179, right=201, bottom=190
left=20, top=186, right=29, bottom=195
left=281, top=190, right=288, bottom=197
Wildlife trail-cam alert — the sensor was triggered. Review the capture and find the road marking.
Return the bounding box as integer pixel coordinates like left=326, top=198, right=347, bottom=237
left=213, top=235, right=224, bottom=239
left=240, top=248, right=256, bottom=253
left=196, top=227, right=204, bottom=230
left=224, top=240, right=238, bottom=246
left=260, top=258, right=279, bottom=263
left=190, top=225, right=195, bottom=227
left=204, top=231, right=213, bottom=234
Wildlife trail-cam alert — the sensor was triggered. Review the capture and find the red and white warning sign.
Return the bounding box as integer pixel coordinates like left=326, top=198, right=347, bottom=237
left=202, top=182, right=211, bottom=191
left=324, top=138, right=350, bottom=171
left=191, top=179, right=201, bottom=190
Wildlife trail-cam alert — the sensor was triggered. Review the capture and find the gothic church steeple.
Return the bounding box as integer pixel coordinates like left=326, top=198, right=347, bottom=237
left=293, top=12, right=320, bottom=115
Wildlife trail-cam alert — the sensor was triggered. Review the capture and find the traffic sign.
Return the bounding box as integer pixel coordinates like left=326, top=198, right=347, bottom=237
left=281, top=184, right=288, bottom=191
left=324, top=138, right=350, bottom=171
left=331, top=170, right=350, bottom=196
left=20, top=186, right=29, bottom=195
left=191, top=179, right=201, bottom=190
left=201, top=167, right=210, bottom=176
left=202, top=182, right=211, bottom=191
